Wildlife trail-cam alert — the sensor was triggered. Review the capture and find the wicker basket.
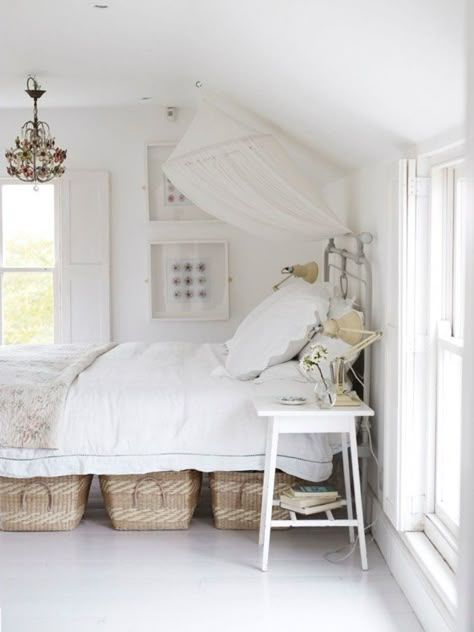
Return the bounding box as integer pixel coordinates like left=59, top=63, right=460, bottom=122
left=0, top=475, right=93, bottom=532
left=99, top=470, right=202, bottom=530
left=209, top=471, right=304, bottom=529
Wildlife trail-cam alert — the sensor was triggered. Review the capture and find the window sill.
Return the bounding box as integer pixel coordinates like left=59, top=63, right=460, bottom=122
left=402, top=531, right=457, bottom=619
left=424, top=513, right=458, bottom=572
left=370, top=491, right=456, bottom=630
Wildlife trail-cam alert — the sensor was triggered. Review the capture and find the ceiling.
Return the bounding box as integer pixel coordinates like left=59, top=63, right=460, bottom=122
left=0, top=0, right=465, bottom=169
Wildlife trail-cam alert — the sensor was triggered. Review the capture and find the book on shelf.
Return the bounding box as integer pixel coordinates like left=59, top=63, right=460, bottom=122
left=283, top=484, right=338, bottom=501
left=278, top=491, right=338, bottom=509
left=280, top=498, right=346, bottom=516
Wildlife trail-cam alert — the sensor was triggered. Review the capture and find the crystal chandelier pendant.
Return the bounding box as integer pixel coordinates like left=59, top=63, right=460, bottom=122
left=5, top=77, right=67, bottom=189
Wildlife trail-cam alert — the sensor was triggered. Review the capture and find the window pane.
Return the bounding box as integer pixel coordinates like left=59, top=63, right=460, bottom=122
left=2, top=185, right=55, bottom=268
left=2, top=272, right=54, bottom=344
left=436, top=349, right=462, bottom=530
left=452, top=170, right=466, bottom=339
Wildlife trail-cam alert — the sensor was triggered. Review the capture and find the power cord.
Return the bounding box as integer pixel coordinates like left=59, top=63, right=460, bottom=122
left=323, top=517, right=378, bottom=564
left=348, top=364, right=380, bottom=470
left=366, top=420, right=380, bottom=470
left=323, top=366, right=380, bottom=564
left=349, top=365, right=365, bottom=390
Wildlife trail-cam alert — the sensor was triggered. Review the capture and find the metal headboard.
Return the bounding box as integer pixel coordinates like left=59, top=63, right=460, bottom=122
left=323, top=232, right=373, bottom=404
left=323, top=232, right=374, bottom=511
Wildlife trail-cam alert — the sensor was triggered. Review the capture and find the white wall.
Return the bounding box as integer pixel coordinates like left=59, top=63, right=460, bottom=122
left=0, top=105, right=348, bottom=343
left=330, top=162, right=400, bottom=499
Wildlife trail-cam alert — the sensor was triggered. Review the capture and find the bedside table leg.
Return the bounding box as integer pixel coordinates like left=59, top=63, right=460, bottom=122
left=341, top=432, right=355, bottom=543
left=259, top=418, right=279, bottom=571
left=349, top=423, right=368, bottom=571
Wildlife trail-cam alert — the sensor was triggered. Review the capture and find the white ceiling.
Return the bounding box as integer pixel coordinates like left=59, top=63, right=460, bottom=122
left=0, top=0, right=465, bottom=169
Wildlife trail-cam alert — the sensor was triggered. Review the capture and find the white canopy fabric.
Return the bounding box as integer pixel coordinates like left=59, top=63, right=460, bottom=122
left=163, top=94, right=350, bottom=242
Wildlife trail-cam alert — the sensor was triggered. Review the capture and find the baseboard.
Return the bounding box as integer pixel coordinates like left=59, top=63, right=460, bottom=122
left=368, top=491, right=456, bottom=632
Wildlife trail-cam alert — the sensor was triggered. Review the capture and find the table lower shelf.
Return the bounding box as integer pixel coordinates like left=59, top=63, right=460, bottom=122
left=269, top=518, right=359, bottom=528
left=273, top=497, right=347, bottom=513
left=268, top=497, right=356, bottom=528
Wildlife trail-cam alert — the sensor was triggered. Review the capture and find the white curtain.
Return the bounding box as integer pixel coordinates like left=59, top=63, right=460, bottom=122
left=163, top=95, right=350, bottom=242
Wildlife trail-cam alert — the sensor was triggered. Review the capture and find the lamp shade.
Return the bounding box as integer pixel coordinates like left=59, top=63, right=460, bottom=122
left=321, top=310, right=364, bottom=346
left=292, top=261, right=319, bottom=284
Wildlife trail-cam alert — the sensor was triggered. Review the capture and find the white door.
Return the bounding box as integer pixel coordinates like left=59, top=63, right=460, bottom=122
left=59, top=171, right=110, bottom=343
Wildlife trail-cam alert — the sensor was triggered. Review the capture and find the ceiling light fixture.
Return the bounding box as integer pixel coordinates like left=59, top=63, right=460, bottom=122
left=5, top=76, right=67, bottom=190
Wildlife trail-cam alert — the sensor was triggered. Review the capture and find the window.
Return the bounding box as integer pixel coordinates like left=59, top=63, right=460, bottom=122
left=396, top=154, right=466, bottom=579
left=425, top=162, right=466, bottom=568
left=0, top=183, right=57, bottom=344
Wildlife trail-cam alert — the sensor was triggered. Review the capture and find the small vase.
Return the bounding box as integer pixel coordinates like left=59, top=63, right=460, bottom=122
left=313, top=380, right=336, bottom=409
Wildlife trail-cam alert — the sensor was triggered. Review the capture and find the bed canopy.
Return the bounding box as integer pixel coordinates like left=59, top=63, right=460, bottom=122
left=162, top=93, right=350, bottom=242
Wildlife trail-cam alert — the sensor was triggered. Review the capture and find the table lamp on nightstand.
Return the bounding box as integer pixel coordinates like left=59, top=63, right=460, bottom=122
left=317, top=310, right=382, bottom=407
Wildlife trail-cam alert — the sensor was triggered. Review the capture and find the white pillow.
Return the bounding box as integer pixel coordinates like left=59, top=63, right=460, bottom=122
left=225, top=280, right=330, bottom=380
left=328, top=294, right=356, bottom=319
left=253, top=361, right=307, bottom=384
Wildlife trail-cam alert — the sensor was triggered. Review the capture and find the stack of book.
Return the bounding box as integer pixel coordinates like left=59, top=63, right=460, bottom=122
left=279, top=484, right=345, bottom=515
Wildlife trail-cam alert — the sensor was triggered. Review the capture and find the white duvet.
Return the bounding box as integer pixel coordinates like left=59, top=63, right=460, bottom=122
left=0, top=343, right=334, bottom=481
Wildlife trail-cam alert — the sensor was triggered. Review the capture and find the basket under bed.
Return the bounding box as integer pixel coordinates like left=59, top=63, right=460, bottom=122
left=0, top=474, right=92, bottom=532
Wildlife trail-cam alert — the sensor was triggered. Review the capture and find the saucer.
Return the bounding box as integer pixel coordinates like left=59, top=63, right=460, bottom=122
left=277, top=396, right=308, bottom=406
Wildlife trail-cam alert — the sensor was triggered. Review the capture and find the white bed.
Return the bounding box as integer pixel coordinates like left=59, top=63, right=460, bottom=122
left=0, top=235, right=374, bottom=486
left=0, top=342, right=334, bottom=481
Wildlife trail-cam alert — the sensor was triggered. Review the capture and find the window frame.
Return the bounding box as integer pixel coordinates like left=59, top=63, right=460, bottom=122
left=395, top=149, right=466, bottom=579
left=423, top=158, right=466, bottom=569
left=0, top=179, right=61, bottom=344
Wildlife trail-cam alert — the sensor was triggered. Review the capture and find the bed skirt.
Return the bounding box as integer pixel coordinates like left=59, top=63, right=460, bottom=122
left=0, top=452, right=333, bottom=483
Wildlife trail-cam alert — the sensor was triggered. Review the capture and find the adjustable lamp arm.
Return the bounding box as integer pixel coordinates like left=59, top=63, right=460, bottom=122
left=314, top=308, right=382, bottom=407
left=338, top=329, right=382, bottom=360
left=272, top=273, right=293, bottom=292
left=331, top=328, right=382, bottom=406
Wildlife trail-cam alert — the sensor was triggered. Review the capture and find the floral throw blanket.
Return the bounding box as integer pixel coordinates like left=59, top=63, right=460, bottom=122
left=0, top=343, right=116, bottom=449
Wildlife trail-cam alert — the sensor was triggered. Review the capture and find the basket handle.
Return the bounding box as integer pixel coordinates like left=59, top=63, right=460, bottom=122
left=20, top=481, right=52, bottom=513
left=132, top=477, right=164, bottom=509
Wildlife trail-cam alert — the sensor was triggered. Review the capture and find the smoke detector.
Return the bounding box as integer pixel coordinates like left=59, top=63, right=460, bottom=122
left=166, top=107, right=178, bottom=122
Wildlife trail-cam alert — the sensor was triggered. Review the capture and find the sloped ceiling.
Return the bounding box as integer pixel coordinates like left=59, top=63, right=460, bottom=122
left=0, top=0, right=465, bottom=169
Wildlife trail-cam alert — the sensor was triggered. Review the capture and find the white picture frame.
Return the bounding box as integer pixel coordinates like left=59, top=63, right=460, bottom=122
left=146, top=142, right=218, bottom=223
left=149, top=240, right=229, bottom=320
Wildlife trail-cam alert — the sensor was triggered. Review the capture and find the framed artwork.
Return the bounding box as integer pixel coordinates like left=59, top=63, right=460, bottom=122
left=146, top=143, right=217, bottom=222
left=149, top=240, right=229, bottom=320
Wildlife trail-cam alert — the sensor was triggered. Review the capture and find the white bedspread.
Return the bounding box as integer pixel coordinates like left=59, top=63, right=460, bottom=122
left=0, top=343, right=334, bottom=481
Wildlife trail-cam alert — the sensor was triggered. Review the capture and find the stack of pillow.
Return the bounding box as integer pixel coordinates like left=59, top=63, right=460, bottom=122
left=222, top=279, right=360, bottom=382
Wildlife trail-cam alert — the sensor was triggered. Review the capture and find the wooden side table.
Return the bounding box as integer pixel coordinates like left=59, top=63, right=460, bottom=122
left=253, top=397, right=375, bottom=572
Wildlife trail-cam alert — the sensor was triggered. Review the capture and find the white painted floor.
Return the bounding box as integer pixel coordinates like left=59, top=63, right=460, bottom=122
left=0, top=478, right=423, bottom=632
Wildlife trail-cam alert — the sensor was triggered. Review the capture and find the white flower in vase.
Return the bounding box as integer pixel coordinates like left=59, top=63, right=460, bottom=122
left=299, top=344, right=335, bottom=408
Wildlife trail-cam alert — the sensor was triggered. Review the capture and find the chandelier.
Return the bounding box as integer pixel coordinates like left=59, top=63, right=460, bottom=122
left=5, top=76, right=67, bottom=189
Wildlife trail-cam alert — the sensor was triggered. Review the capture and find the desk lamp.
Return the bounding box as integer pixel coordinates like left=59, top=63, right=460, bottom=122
left=318, top=310, right=382, bottom=407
